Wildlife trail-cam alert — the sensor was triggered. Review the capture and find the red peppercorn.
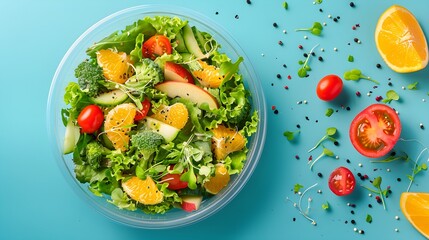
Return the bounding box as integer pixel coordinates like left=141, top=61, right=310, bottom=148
left=298, top=45, right=303, bottom=49
left=356, top=91, right=361, bottom=97
left=287, top=75, right=292, bottom=80
left=284, top=85, right=289, bottom=90
left=375, top=96, right=383, bottom=102
left=271, top=105, right=276, bottom=110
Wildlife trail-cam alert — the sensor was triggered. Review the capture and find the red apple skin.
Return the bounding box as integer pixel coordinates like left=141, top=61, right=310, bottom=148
left=155, top=81, right=219, bottom=109
left=164, top=62, right=195, bottom=84
left=181, top=195, right=203, bottom=212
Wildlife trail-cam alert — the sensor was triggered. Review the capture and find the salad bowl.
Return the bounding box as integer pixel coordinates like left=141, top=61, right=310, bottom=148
left=47, top=5, right=266, bottom=229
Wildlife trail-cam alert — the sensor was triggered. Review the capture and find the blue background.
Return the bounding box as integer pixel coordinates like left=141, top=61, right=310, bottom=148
left=2, top=0, right=429, bottom=239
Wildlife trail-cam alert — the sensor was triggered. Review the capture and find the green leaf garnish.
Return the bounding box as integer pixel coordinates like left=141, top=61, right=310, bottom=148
left=309, top=146, right=336, bottom=170
left=283, top=130, right=300, bottom=141
left=295, top=22, right=324, bottom=36
left=344, top=69, right=379, bottom=85
left=294, top=183, right=304, bottom=193
left=366, top=214, right=372, bottom=223
left=297, top=44, right=319, bottom=78
left=382, top=90, right=400, bottom=104
left=322, top=201, right=329, bottom=210
left=325, top=108, right=334, bottom=117
left=407, top=81, right=419, bottom=90
left=347, top=55, right=354, bottom=62
left=282, top=1, right=289, bottom=9
left=308, top=127, right=338, bottom=152
left=315, top=0, right=323, bottom=4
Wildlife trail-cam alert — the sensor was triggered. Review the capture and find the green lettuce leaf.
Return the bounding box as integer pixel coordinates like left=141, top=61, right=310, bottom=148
left=86, top=19, right=156, bottom=57
left=108, top=188, right=137, bottom=211
left=143, top=16, right=187, bottom=40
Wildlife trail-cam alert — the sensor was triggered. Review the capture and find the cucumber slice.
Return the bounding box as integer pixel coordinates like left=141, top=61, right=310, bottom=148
left=143, top=117, right=180, bottom=142
left=183, top=24, right=205, bottom=59
left=192, top=26, right=209, bottom=53
left=63, top=120, right=80, bottom=154
left=181, top=53, right=202, bottom=71
left=175, top=31, right=188, bottom=53
left=92, top=89, right=128, bottom=106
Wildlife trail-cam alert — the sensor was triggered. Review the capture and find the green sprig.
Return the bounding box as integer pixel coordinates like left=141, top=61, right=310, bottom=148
left=284, top=130, right=301, bottom=141
left=309, top=146, right=335, bottom=170
left=382, top=90, right=400, bottom=104
left=297, top=44, right=319, bottom=78
left=295, top=22, right=324, bottom=36
left=308, top=127, right=337, bottom=152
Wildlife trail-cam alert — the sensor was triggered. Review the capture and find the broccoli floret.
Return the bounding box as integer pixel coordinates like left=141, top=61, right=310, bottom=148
left=85, top=141, right=111, bottom=169
left=130, top=130, right=164, bottom=161
left=126, top=58, right=164, bottom=89
left=75, top=60, right=107, bottom=97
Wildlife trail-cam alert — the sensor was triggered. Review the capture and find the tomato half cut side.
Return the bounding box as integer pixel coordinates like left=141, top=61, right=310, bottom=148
left=134, top=99, right=151, bottom=121
left=142, top=35, right=172, bottom=60
left=328, top=166, right=356, bottom=196
left=349, top=104, right=401, bottom=158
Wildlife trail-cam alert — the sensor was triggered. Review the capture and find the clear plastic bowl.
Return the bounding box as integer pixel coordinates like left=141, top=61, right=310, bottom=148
left=47, top=5, right=266, bottom=229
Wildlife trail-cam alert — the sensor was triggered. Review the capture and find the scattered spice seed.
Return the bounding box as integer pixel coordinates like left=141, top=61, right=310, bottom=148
left=273, top=22, right=278, bottom=28
left=215, top=12, right=219, bottom=15
left=368, top=204, right=372, bottom=208
left=317, top=172, right=323, bottom=178
left=296, top=124, right=301, bottom=129
left=354, top=38, right=359, bottom=43
left=351, top=219, right=356, bottom=224
left=318, top=56, right=324, bottom=61
left=319, top=8, right=323, bottom=12
left=350, top=2, right=355, bottom=7
left=274, top=109, right=279, bottom=114
left=284, top=86, right=289, bottom=90
left=283, top=64, right=287, bottom=68
left=359, top=230, right=364, bottom=234
left=346, top=159, right=351, bottom=163
left=375, top=96, right=383, bottom=102
left=333, top=17, right=338, bottom=22
left=277, top=74, right=282, bottom=79
left=246, top=0, right=252, bottom=4
left=298, top=45, right=303, bottom=49
left=376, top=63, right=382, bottom=69
left=420, top=123, right=424, bottom=129
left=288, top=75, right=292, bottom=80
left=295, top=155, right=300, bottom=160
left=235, top=15, right=239, bottom=19
left=351, top=210, right=355, bottom=214
left=352, top=26, right=356, bottom=30
left=278, top=40, right=284, bottom=46
left=356, top=91, right=361, bottom=97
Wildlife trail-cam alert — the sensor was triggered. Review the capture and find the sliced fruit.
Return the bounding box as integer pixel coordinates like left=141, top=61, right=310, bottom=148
left=211, top=125, right=246, bottom=160
left=375, top=5, right=428, bottom=73
left=400, top=192, right=429, bottom=238
left=151, top=103, right=189, bottom=129
left=192, top=60, right=224, bottom=88
left=181, top=195, right=203, bottom=212
left=204, top=164, right=230, bottom=195
left=91, top=89, right=128, bottom=106
left=63, top=120, right=80, bottom=154
left=143, top=117, right=180, bottom=142
left=182, top=24, right=205, bottom=59
left=164, top=61, right=194, bottom=83
left=122, top=176, right=163, bottom=205
left=155, top=81, right=219, bottom=110
left=96, top=49, right=134, bottom=84
left=104, top=103, right=137, bottom=151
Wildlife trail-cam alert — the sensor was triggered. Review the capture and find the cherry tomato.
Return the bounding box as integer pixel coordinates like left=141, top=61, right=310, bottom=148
left=134, top=99, right=151, bottom=121
left=77, top=105, right=104, bottom=133
left=349, top=104, right=401, bottom=158
left=328, top=166, right=356, bottom=196
left=142, top=35, right=172, bottom=60
left=161, top=173, right=188, bottom=190
left=316, top=74, right=343, bottom=101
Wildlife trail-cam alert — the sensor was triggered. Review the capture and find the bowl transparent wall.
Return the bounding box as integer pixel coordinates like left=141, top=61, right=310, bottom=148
left=47, top=5, right=266, bottom=229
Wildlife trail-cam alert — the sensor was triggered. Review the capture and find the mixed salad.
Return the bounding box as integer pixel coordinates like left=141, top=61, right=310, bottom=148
left=61, top=15, right=258, bottom=214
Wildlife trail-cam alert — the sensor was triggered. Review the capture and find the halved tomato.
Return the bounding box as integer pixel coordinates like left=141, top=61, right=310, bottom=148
left=328, top=166, right=355, bottom=196
left=142, top=35, right=172, bottom=60
left=349, top=104, right=401, bottom=158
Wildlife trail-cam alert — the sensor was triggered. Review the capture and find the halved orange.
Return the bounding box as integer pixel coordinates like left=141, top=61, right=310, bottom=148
left=104, top=103, right=136, bottom=151
left=400, top=192, right=429, bottom=238
left=151, top=103, right=189, bottom=129
left=192, top=60, right=225, bottom=88
left=96, top=49, right=135, bottom=83
left=375, top=5, right=428, bottom=73
left=204, top=164, right=230, bottom=195
left=122, top=176, right=163, bottom=205
left=211, top=125, right=246, bottom=160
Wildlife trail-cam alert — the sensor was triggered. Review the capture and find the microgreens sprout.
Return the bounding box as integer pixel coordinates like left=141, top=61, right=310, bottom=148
left=407, top=81, right=419, bottom=90
left=366, top=214, right=373, bottom=223
left=361, top=176, right=388, bottom=210
left=343, top=69, right=379, bottom=85
left=322, top=201, right=330, bottom=210
left=370, top=153, right=408, bottom=163
left=347, top=55, right=354, bottom=62
left=295, top=22, right=324, bottom=36
left=308, top=127, right=337, bottom=152
left=309, top=146, right=335, bottom=170
left=283, top=130, right=300, bottom=141
left=286, top=183, right=318, bottom=225
left=314, top=0, right=323, bottom=4
left=382, top=90, right=400, bottom=104
left=294, top=183, right=304, bottom=193
left=297, top=44, right=319, bottom=78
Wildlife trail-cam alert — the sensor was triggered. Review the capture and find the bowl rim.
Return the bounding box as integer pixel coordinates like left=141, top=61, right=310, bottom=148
left=47, top=4, right=267, bottom=229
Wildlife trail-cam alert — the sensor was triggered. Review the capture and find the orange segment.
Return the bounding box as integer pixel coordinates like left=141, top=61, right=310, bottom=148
left=151, top=103, right=189, bottom=129
left=122, top=176, right=163, bottom=205
left=104, top=103, right=136, bottom=151
left=96, top=49, right=135, bottom=83
left=400, top=192, right=429, bottom=238
left=375, top=5, right=428, bottom=73
left=204, top=164, right=230, bottom=195
left=192, top=60, right=225, bottom=88
left=211, top=125, right=246, bottom=160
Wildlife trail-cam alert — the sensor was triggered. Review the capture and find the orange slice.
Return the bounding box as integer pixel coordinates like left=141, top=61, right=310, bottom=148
left=211, top=125, right=246, bottom=160
left=192, top=60, right=225, bottom=88
left=122, top=176, right=163, bottom=205
left=104, top=103, right=136, bottom=151
left=400, top=192, right=429, bottom=238
left=96, top=49, right=135, bottom=83
left=151, top=103, right=189, bottom=129
left=204, top=164, right=230, bottom=195
left=375, top=5, right=428, bottom=73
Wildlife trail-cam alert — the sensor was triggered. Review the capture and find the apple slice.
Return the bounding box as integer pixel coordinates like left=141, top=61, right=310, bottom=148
left=155, top=81, right=219, bottom=109
left=181, top=195, right=203, bottom=212
left=164, top=62, right=195, bottom=84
